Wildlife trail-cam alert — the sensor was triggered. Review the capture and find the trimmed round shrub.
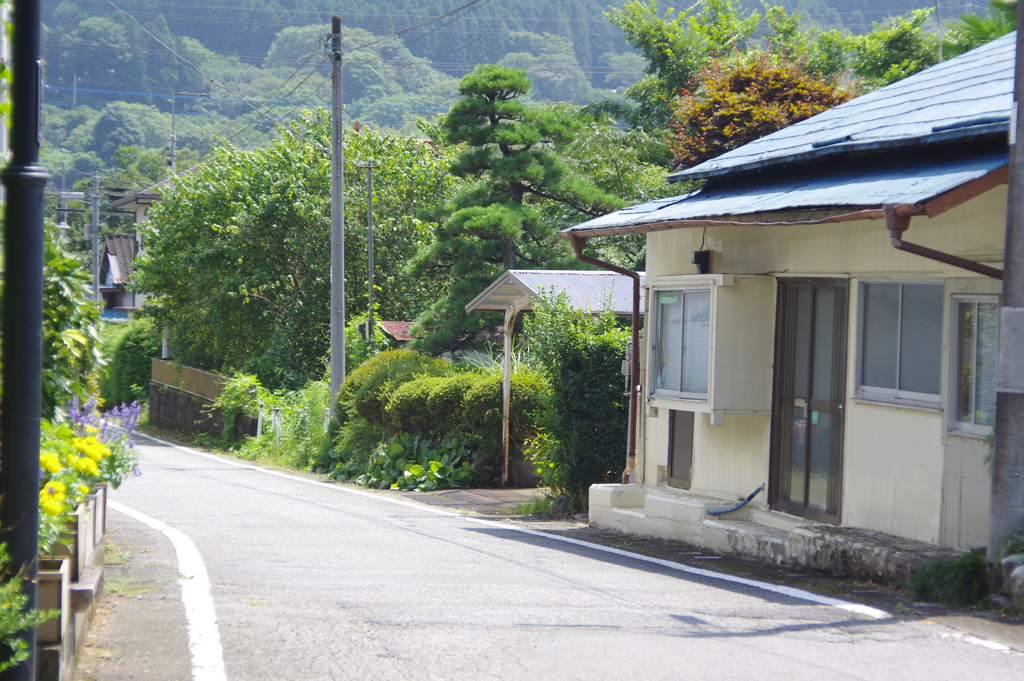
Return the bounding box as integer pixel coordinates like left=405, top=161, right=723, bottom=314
left=338, top=349, right=450, bottom=429
left=386, top=375, right=448, bottom=436
left=425, top=373, right=480, bottom=437
left=462, top=371, right=549, bottom=478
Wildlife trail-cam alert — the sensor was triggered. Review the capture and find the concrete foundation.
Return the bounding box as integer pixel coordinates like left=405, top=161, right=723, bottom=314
left=590, top=484, right=960, bottom=585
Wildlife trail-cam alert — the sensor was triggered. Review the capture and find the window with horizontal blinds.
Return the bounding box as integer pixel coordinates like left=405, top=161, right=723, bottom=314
left=653, top=289, right=710, bottom=398
left=682, top=290, right=710, bottom=394
left=953, top=296, right=998, bottom=433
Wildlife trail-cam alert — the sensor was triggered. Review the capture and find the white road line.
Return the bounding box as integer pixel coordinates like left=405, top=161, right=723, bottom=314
left=136, top=432, right=892, bottom=620
left=108, top=500, right=227, bottom=681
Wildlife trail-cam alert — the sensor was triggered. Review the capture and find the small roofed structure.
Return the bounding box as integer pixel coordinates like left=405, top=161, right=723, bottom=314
left=465, top=269, right=646, bottom=486
left=465, top=269, right=645, bottom=316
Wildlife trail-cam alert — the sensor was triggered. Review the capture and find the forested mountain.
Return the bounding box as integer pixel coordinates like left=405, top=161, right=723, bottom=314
left=37, top=0, right=985, bottom=187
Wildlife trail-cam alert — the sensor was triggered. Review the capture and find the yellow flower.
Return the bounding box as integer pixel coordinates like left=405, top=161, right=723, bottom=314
left=77, top=484, right=91, bottom=495
left=41, top=499, right=63, bottom=517
left=39, top=452, right=62, bottom=474
left=73, top=456, right=99, bottom=477
left=39, top=480, right=67, bottom=505
left=74, top=436, right=110, bottom=461
left=84, top=425, right=99, bottom=434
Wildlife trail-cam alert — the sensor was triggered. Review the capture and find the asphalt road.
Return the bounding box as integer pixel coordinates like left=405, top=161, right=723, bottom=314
left=90, top=436, right=1024, bottom=681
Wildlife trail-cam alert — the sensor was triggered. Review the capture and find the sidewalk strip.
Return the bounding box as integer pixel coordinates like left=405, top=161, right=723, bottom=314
left=135, top=433, right=889, bottom=620
left=108, top=500, right=228, bottom=681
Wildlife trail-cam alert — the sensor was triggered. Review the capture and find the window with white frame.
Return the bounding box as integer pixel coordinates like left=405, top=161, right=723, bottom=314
left=953, top=296, right=999, bottom=433
left=651, top=289, right=710, bottom=399
left=858, top=281, right=943, bottom=406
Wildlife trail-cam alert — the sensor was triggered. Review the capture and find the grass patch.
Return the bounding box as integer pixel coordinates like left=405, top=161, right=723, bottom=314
left=516, top=494, right=554, bottom=517
left=908, top=549, right=988, bottom=608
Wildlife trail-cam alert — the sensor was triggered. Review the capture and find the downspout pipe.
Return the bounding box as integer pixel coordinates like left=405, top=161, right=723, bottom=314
left=569, top=234, right=640, bottom=484
left=885, top=204, right=1004, bottom=280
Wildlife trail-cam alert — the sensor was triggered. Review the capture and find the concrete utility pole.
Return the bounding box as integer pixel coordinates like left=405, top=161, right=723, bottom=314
left=989, top=9, right=1024, bottom=565
left=0, top=0, right=50, bottom=677
left=169, top=91, right=210, bottom=190
left=329, top=15, right=346, bottom=414
left=91, top=169, right=101, bottom=303
left=361, top=159, right=378, bottom=348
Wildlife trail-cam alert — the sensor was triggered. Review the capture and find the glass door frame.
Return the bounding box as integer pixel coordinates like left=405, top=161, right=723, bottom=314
left=769, top=278, right=848, bottom=525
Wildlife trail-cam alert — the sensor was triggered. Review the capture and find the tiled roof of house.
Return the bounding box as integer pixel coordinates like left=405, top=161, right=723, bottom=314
left=102, top=233, right=137, bottom=285
left=377, top=321, right=415, bottom=342
left=668, top=32, right=1014, bottom=182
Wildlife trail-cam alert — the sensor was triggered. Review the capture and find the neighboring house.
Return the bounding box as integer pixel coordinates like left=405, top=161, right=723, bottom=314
left=98, top=233, right=140, bottom=319
left=561, top=33, right=1014, bottom=556
left=104, top=167, right=200, bottom=322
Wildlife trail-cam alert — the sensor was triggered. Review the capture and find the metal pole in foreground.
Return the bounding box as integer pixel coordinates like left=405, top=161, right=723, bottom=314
left=990, top=10, right=1024, bottom=566
left=1, top=0, right=50, bottom=677
left=329, top=15, right=346, bottom=415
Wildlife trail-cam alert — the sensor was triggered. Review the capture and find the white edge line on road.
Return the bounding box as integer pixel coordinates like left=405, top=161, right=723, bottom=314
left=136, top=433, right=889, bottom=620
left=107, top=499, right=228, bottom=681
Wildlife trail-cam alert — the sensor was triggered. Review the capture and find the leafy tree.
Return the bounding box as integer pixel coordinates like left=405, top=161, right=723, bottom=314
left=607, top=0, right=764, bottom=129
left=943, top=0, right=1017, bottom=59
left=92, top=108, right=145, bottom=164
left=668, top=50, right=851, bottom=171
left=542, top=106, right=678, bottom=269
left=850, top=8, right=939, bottom=88
left=408, top=65, right=625, bottom=353
left=134, top=112, right=457, bottom=389
left=600, top=51, right=647, bottom=91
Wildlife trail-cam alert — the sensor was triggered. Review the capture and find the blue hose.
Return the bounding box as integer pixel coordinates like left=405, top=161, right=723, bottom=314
left=707, top=484, right=765, bottom=516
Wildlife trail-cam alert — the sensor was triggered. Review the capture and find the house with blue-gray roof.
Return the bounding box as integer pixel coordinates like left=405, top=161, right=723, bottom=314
left=561, top=32, right=1014, bottom=564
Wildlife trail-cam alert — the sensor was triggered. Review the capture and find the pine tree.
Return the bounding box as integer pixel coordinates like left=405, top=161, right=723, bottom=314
left=409, top=65, right=624, bottom=353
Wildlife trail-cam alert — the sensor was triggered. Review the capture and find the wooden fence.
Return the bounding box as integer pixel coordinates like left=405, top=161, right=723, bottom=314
left=149, top=360, right=257, bottom=439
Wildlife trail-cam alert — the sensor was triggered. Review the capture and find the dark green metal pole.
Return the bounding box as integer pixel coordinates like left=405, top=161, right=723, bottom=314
left=1, top=0, right=50, bottom=678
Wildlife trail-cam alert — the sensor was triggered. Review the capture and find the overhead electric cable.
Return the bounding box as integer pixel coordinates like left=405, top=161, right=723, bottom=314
left=41, top=0, right=90, bottom=59
left=105, top=0, right=281, bottom=126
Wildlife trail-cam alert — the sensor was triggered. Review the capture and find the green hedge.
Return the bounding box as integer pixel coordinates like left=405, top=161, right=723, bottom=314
left=338, top=349, right=450, bottom=430
left=99, top=318, right=163, bottom=408
left=524, top=293, right=630, bottom=511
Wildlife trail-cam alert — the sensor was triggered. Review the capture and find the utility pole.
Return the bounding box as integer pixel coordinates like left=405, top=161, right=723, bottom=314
left=329, top=15, right=346, bottom=414
left=169, top=92, right=210, bottom=189
left=90, top=169, right=101, bottom=303
left=0, top=0, right=50, bottom=676
left=990, top=6, right=1024, bottom=567
left=361, top=159, right=378, bottom=348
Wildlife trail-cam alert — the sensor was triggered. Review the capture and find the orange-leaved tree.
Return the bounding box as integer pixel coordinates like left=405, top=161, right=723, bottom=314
left=667, top=51, right=851, bottom=171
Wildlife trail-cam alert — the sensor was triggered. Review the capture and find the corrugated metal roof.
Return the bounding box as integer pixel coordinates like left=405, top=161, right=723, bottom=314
left=566, top=149, right=1007, bottom=237
left=465, top=270, right=645, bottom=315
left=668, top=32, right=1014, bottom=182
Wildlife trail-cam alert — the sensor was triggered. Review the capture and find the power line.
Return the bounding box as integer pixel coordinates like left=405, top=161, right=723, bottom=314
left=41, top=0, right=90, bottom=59
left=105, top=0, right=281, bottom=126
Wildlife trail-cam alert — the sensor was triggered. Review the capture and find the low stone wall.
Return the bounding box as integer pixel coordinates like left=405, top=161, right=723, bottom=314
left=148, top=382, right=223, bottom=437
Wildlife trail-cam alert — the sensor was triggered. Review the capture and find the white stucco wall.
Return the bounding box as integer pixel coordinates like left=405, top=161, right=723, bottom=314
left=637, top=186, right=1006, bottom=545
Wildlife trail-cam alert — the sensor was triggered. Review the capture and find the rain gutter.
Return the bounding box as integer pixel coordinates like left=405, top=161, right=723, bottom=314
left=883, top=164, right=1008, bottom=280
left=568, top=234, right=640, bottom=484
